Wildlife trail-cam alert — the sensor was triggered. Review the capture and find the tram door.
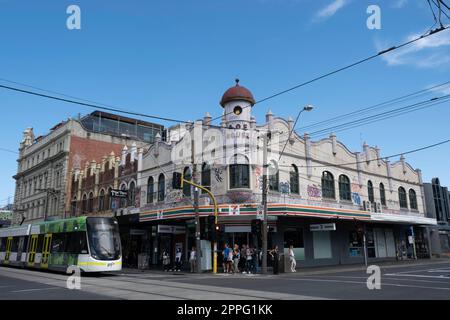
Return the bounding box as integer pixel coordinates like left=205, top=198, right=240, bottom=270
left=28, top=235, right=38, bottom=266
left=4, top=237, right=12, bottom=264
left=40, top=234, right=52, bottom=269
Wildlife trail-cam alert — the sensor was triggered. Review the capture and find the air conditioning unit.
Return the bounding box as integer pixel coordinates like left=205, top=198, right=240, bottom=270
left=363, top=201, right=372, bottom=212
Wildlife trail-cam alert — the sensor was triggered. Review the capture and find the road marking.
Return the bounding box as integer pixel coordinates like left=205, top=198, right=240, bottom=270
left=11, top=287, right=62, bottom=293
left=287, top=277, right=450, bottom=291
left=384, top=273, right=449, bottom=279
left=300, top=275, right=450, bottom=284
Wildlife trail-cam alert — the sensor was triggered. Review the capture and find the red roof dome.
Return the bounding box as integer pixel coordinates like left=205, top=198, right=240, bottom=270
left=220, top=79, right=255, bottom=107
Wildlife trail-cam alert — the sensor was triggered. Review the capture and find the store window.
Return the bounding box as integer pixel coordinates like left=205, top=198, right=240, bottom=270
left=283, top=228, right=305, bottom=260
left=313, top=231, right=332, bottom=259
left=349, top=231, right=363, bottom=257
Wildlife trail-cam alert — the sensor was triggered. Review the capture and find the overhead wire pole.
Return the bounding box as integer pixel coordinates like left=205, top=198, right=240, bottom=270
left=261, top=130, right=270, bottom=275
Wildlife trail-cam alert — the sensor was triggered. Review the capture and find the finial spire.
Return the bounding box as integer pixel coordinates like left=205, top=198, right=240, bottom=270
left=235, top=78, right=240, bottom=86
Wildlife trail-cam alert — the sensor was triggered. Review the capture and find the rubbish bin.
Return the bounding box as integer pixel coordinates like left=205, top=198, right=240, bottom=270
left=138, top=253, right=149, bottom=270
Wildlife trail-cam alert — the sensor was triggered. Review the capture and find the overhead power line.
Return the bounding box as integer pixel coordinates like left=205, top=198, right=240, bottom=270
left=211, top=24, right=450, bottom=122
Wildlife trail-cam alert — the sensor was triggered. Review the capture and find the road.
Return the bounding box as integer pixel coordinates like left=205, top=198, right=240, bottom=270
left=0, top=260, right=449, bottom=300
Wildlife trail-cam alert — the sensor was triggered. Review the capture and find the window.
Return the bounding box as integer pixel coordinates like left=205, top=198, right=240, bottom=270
left=98, top=190, right=105, bottom=212
left=51, top=233, right=66, bottom=253
left=66, top=232, right=88, bottom=254
left=106, top=187, right=112, bottom=210
left=183, top=167, right=192, bottom=197
left=409, top=189, right=418, bottom=210
left=229, top=164, right=250, bottom=189
left=368, top=180, right=374, bottom=203
left=380, top=183, right=386, bottom=206
left=71, top=197, right=77, bottom=216
left=268, top=161, right=279, bottom=192
left=339, top=175, right=351, bottom=201
left=290, top=165, right=299, bottom=194
left=201, top=163, right=211, bottom=193
left=88, top=192, right=94, bottom=212
left=283, top=228, right=305, bottom=260
left=158, top=174, right=165, bottom=202
left=120, top=184, right=127, bottom=208
left=399, top=187, right=408, bottom=209
left=321, top=171, right=335, bottom=199
left=82, top=194, right=87, bottom=214
left=147, top=177, right=154, bottom=204
left=128, top=181, right=136, bottom=207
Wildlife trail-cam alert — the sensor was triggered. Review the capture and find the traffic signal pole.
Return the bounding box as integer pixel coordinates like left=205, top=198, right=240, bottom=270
left=181, top=175, right=219, bottom=274
left=261, top=132, right=269, bottom=274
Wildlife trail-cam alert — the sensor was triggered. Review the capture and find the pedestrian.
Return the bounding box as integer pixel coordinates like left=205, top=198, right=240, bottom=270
left=269, top=245, right=280, bottom=275
left=227, top=246, right=234, bottom=273
left=233, top=244, right=240, bottom=273
left=189, top=246, right=197, bottom=273
left=245, top=246, right=253, bottom=274
left=162, top=250, right=171, bottom=272
left=223, top=243, right=231, bottom=273
left=175, top=248, right=182, bottom=271
left=289, top=245, right=296, bottom=272
left=240, top=245, right=247, bottom=271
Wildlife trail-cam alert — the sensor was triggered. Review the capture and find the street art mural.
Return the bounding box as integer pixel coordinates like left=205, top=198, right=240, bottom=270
left=307, top=184, right=322, bottom=199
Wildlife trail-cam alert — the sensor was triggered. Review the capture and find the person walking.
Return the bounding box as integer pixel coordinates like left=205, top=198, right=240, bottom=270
left=245, top=246, right=253, bottom=274
left=189, top=246, right=197, bottom=273
left=223, top=244, right=231, bottom=273
left=269, top=245, right=280, bottom=275
left=289, top=245, right=296, bottom=272
left=175, top=248, right=182, bottom=272
left=162, top=250, right=171, bottom=272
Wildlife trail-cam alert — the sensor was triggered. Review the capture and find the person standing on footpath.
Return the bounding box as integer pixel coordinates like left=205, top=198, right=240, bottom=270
left=289, top=245, right=296, bottom=272
left=189, top=246, right=197, bottom=273
left=269, top=245, right=280, bottom=275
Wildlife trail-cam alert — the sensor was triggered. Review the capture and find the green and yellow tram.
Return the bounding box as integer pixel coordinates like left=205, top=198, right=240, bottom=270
left=0, top=216, right=122, bottom=272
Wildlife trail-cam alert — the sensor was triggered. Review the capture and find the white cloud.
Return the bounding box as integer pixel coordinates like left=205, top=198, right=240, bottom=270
left=392, top=0, right=408, bottom=9
left=427, top=83, right=450, bottom=96
left=314, top=0, right=349, bottom=20
left=376, top=29, right=450, bottom=68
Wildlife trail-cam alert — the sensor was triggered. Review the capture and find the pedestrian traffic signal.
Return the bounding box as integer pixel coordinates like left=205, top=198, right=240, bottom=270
left=172, top=172, right=183, bottom=189
left=211, top=223, right=221, bottom=242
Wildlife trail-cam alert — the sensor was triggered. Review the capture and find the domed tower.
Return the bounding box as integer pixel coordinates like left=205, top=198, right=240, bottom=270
left=220, top=79, right=255, bottom=130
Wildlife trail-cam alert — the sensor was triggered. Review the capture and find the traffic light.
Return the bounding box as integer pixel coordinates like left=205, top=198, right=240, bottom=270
left=251, top=219, right=261, bottom=234
left=211, top=223, right=221, bottom=242
left=172, top=172, right=182, bottom=189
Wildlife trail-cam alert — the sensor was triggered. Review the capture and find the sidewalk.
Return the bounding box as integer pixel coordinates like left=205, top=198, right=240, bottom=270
left=117, top=257, right=450, bottom=277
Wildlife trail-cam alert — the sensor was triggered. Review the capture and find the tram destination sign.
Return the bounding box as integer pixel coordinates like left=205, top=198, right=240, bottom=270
left=110, top=189, right=128, bottom=198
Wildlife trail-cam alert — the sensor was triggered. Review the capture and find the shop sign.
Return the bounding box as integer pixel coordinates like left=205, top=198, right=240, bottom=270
left=130, top=229, right=147, bottom=236
left=310, top=223, right=336, bottom=232
left=111, top=189, right=128, bottom=198
left=157, top=225, right=186, bottom=234
left=229, top=204, right=240, bottom=215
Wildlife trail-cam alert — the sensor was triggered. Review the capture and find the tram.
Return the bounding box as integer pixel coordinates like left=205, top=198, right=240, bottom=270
left=0, top=216, right=122, bottom=272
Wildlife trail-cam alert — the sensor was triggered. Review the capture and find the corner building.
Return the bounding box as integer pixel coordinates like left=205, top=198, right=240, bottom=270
left=136, top=81, right=436, bottom=269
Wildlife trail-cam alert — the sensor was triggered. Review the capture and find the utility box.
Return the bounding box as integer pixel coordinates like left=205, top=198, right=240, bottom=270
left=200, top=240, right=212, bottom=271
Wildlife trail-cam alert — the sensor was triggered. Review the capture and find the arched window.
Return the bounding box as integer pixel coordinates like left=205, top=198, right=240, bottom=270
left=229, top=154, right=250, bottom=189
left=368, top=180, right=374, bottom=203
left=409, top=189, right=418, bottom=210
left=71, top=197, right=77, bottom=216
left=129, top=181, right=136, bottom=207
left=321, top=171, right=335, bottom=199
left=183, top=167, right=192, bottom=197
left=398, top=187, right=408, bottom=208
left=268, top=160, right=279, bottom=191
left=147, top=177, right=154, bottom=204
left=379, top=183, right=386, bottom=206
left=88, top=192, right=94, bottom=212
left=106, top=187, right=112, bottom=210
left=98, top=190, right=105, bottom=212
left=82, top=194, right=87, bottom=214
left=158, top=174, right=165, bottom=202
left=201, top=163, right=211, bottom=193
left=290, top=164, right=299, bottom=194
left=338, top=175, right=351, bottom=201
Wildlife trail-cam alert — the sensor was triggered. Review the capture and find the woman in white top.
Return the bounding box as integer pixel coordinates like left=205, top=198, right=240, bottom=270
left=289, top=245, right=296, bottom=272
left=189, top=247, right=197, bottom=273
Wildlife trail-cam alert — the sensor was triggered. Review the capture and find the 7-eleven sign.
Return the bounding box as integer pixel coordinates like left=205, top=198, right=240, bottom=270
left=228, top=204, right=240, bottom=216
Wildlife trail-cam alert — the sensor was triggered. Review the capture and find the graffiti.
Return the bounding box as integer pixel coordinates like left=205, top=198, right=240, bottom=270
left=307, top=185, right=322, bottom=199
left=255, top=166, right=263, bottom=190
left=214, top=167, right=223, bottom=183
left=352, top=192, right=362, bottom=205
left=166, top=189, right=183, bottom=203
left=227, top=190, right=253, bottom=203
left=280, top=182, right=290, bottom=195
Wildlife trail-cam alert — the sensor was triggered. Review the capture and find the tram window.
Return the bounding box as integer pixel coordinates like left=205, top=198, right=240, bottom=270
left=0, top=238, right=5, bottom=251
left=36, top=235, right=44, bottom=253
left=51, top=233, right=66, bottom=253
left=11, top=237, right=19, bottom=252
left=66, top=232, right=88, bottom=254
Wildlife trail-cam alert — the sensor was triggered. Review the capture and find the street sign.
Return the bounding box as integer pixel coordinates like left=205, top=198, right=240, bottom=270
left=256, top=205, right=264, bottom=220
left=310, top=223, right=336, bottom=231
left=110, top=189, right=128, bottom=198
left=157, top=225, right=186, bottom=234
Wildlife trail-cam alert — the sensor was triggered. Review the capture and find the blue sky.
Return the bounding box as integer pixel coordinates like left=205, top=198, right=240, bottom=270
left=0, top=0, right=449, bottom=206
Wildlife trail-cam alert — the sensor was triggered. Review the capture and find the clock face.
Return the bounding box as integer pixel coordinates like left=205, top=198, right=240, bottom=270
left=233, top=106, right=242, bottom=115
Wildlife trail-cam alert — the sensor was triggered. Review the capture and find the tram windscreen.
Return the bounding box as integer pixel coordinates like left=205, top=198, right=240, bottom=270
left=86, top=218, right=121, bottom=261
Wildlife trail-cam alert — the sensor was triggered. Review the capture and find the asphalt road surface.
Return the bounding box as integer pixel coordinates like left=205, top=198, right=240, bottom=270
left=0, top=260, right=449, bottom=300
